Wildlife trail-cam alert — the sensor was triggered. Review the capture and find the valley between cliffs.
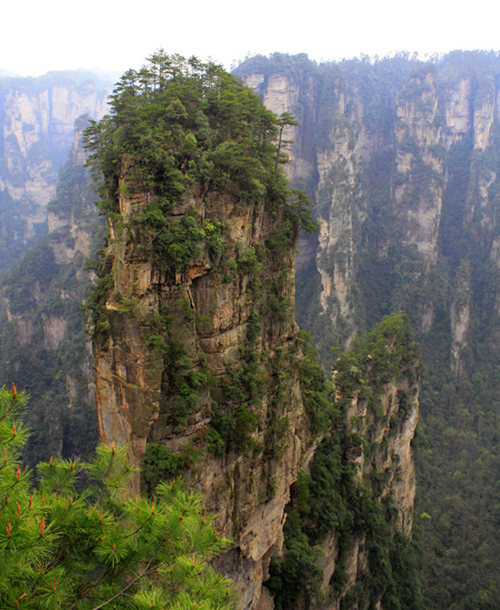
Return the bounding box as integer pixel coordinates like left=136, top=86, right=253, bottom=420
left=87, top=54, right=421, bottom=609
left=238, top=51, right=500, bottom=608
left=2, top=50, right=498, bottom=609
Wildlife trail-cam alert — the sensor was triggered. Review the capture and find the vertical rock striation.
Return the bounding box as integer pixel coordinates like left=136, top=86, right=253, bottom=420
left=239, top=52, right=500, bottom=366
left=238, top=51, right=500, bottom=607
left=0, top=120, right=101, bottom=463
left=0, top=72, right=110, bottom=272
left=88, top=57, right=318, bottom=608
left=92, top=162, right=313, bottom=609
left=89, top=55, right=422, bottom=609
left=267, top=314, right=420, bottom=609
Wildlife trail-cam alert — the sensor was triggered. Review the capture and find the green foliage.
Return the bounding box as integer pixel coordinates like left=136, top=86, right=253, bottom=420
left=279, top=50, right=500, bottom=608
left=286, top=188, right=317, bottom=233
left=334, top=313, right=419, bottom=396
left=158, top=338, right=212, bottom=430
left=153, top=213, right=208, bottom=271
left=3, top=242, right=59, bottom=314
left=83, top=51, right=295, bottom=211
left=235, top=246, right=261, bottom=274
left=84, top=51, right=315, bottom=218
left=83, top=271, right=113, bottom=343
left=268, top=413, right=423, bottom=608
left=142, top=443, right=190, bottom=495
left=0, top=387, right=236, bottom=608
left=298, top=331, right=333, bottom=432
left=234, top=53, right=317, bottom=83
left=267, top=509, right=323, bottom=609
left=267, top=315, right=422, bottom=608
left=209, top=348, right=263, bottom=455
left=416, top=260, right=500, bottom=609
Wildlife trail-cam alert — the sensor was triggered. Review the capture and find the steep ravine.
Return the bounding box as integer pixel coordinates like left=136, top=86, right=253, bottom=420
left=239, top=51, right=500, bottom=371
left=267, top=314, right=420, bottom=609
left=0, top=55, right=423, bottom=609
left=89, top=56, right=421, bottom=609
left=238, top=51, right=500, bottom=607
left=0, top=122, right=101, bottom=464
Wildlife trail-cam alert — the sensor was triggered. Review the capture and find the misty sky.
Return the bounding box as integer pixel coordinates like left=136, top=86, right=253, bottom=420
left=3, top=0, right=499, bottom=78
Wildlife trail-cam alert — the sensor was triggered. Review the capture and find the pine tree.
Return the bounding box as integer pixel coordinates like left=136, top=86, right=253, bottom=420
left=0, top=386, right=236, bottom=608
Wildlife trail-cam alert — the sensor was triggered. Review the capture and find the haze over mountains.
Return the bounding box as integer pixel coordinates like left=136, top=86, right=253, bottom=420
left=0, top=51, right=498, bottom=608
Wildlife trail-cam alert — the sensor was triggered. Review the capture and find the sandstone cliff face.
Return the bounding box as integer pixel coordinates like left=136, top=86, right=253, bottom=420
left=344, top=376, right=419, bottom=537
left=244, top=72, right=316, bottom=189
left=94, top=176, right=421, bottom=610
left=318, top=363, right=419, bottom=607
left=0, top=73, right=110, bottom=272
left=242, top=55, right=500, bottom=370
left=245, top=63, right=376, bottom=347
left=262, top=312, right=420, bottom=609
left=93, top=167, right=313, bottom=608
left=0, top=128, right=100, bottom=463
left=89, top=57, right=422, bottom=609
left=393, top=71, right=444, bottom=262
left=239, top=52, right=500, bottom=607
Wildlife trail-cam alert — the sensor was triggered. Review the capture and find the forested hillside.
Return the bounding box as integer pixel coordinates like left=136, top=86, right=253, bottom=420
left=2, top=50, right=498, bottom=607
left=237, top=51, right=500, bottom=608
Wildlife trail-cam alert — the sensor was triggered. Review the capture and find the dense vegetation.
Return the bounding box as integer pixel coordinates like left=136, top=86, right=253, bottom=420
left=83, top=52, right=310, bottom=218
left=268, top=314, right=423, bottom=609
left=0, top=189, right=46, bottom=273
left=0, top=387, right=235, bottom=608
left=6, top=49, right=497, bottom=608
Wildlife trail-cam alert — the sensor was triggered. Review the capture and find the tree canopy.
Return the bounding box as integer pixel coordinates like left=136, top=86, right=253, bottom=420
left=0, top=386, right=236, bottom=608
left=83, top=51, right=297, bottom=211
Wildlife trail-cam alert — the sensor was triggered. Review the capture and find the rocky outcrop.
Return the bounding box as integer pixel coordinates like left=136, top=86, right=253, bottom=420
left=93, top=167, right=313, bottom=608
left=87, top=57, right=424, bottom=609
left=241, top=53, right=500, bottom=366
left=345, top=376, right=419, bottom=536
left=86, top=58, right=327, bottom=608
left=0, top=72, right=110, bottom=272
left=239, top=51, right=500, bottom=607
left=94, top=177, right=421, bottom=609
left=393, top=70, right=444, bottom=261
left=0, top=125, right=101, bottom=464
left=263, top=312, right=420, bottom=609
left=317, top=369, right=419, bottom=608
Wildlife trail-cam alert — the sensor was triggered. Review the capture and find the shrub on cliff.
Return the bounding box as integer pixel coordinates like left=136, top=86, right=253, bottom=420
left=0, top=386, right=236, bottom=608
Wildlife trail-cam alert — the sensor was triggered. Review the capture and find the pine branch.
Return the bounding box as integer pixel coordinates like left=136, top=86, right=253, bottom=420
left=89, top=561, right=157, bottom=610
